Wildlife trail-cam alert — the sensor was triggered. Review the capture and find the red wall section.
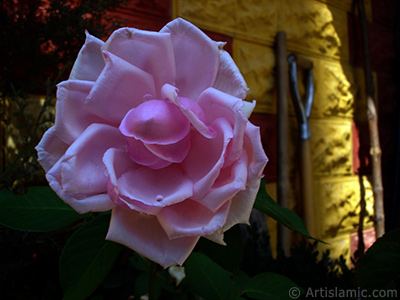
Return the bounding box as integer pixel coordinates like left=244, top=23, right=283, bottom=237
left=108, top=0, right=172, bottom=31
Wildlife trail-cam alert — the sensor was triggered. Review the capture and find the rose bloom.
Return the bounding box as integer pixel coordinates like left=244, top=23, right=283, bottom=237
left=36, top=18, right=268, bottom=268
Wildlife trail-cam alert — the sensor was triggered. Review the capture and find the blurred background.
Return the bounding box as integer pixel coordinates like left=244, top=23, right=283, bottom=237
left=0, top=0, right=399, bottom=298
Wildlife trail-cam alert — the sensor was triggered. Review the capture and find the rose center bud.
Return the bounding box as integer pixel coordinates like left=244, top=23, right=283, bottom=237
left=120, top=99, right=190, bottom=145
left=119, top=99, right=192, bottom=168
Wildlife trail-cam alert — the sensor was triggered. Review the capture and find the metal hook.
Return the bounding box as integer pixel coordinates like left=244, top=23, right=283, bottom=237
left=288, top=54, right=314, bottom=140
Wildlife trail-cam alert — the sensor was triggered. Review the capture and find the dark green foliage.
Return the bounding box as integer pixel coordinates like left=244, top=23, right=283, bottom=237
left=356, top=228, right=400, bottom=298
left=59, top=214, right=124, bottom=300
left=254, top=179, right=321, bottom=242
left=0, top=186, right=91, bottom=231
left=266, top=242, right=355, bottom=298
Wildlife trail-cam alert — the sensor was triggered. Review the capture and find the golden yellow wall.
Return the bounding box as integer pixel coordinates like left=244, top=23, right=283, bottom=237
left=173, top=0, right=376, bottom=263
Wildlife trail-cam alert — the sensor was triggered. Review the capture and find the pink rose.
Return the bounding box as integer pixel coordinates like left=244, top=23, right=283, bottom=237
left=36, top=18, right=268, bottom=268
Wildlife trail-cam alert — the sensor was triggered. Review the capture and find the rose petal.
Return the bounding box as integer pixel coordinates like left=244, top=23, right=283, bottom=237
left=126, top=137, right=172, bottom=169
left=103, top=148, right=137, bottom=190
left=161, top=84, right=216, bottom=139
left=182, top=118, right=233, bottom=199
left=117, top=165, right=193, bottom=209
left=224, top=113, right=248, bottom=168
left=104, top=149, right=170, bottom=214
left=222, top=178, right=262, bottom=230
left=244, top=122, right=269, bottom=180
left=103, top=149, right=165, bottom=214
left=197, top=87, right=244, bottom=126
left=104, top=149, right=193, bottom=213
left=157, top=200, right=231, bottom=239
left=69, top=31, right=105, bottom=81
left=119, top=100, right=190, bottom=145
left=160, top=18, right=219, bottom=100
left=46, top=159, right=115, bottom=214
left=102, top=27, right=175, bottom=96
left=60, top=123, right=125, bottom=195
left=144, top=134, right=190, bottom=163
left=107, top=180, right=163, bottom=215
left=85, top=51, right=156, bottom=123
left=204, top=178, right=262, bottom=245
left=241, top=100, right=256, bottom=119
left=213, top=47, right=249, bottom=99
left=206, top=123, right=267, bottom=234
left=36, top=126, right=69, bottom=172
left=54, top=80, right=108, bottom=144
left=106, top=207, right=199, bottom=268
left=195, top=152, right=248, bottom=212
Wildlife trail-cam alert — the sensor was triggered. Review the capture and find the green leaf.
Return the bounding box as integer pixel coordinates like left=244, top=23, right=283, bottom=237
left=356, top=228, right=400, bottom=297
left=244, top=272, right=304, bottom=300
left=185, top=252, right=232, bottom=300
left=231, top=271, right=251, bottom=299
left=254, top=179, right=321, bottom=242
left=0, top=186, right=90, bottom=231
left=197, top=225, right=243, bottom=273
left=60, top=214, right=123, bottom=300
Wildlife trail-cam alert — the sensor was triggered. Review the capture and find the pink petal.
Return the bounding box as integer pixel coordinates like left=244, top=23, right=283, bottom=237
left=197, top=87, right=244, bottom=126
left=126, top=137, right=172, bottom=169
left=36, top=126, right=69, bottom=172
left=157, top=200, right=231, bottom=239
left=144, top=134, right=190, bottom=163
left=224, top=110, right=248, bottom=166
left=206, top=123, right=267, bottom=237
left=160, top=18, right=220, bottom=100
left=60, top=124, right=125, bottom=195
left=119, top=100, right=190, bottom=145
left=54, top=80, right=108, bottom=144
left=241, top=100, right=256, bottom=119
left=103, top=149, right=193, bottom=213
left=195, top=152, right=248, bottom=212
left=161, top=84, right=216, bottom=139
left=205, top=178, right=262, bottom=245
left=244, top=123, right=269, bottom=180
left=85, top=51, right=156, bottom=124
left=103, top=148, right=138, bottom=189
left=118, top=166, right=193, bottom=209
left=69, top=31, right=105, bottom=81
left=107, top=180, right=163, bottom=215
left=102, top=27, right=175, bottom=96
left=182, top=118, right=233, bottom=200
left=224, top=179, right=262, bottom=230
left=104, top=149, right=166, bottom=215
left=46, top=159, right=115, bottom=214
left=213, top=48, right=249, bottom=99
left=106, top=207, right=199, bottom=268
left=205, top=123, right=268, bottom=244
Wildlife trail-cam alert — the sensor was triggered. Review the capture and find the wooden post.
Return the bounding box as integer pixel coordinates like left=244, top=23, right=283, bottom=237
left=276, top=31, right=291, bottom=255
left=356, top=0, right=385, bottom=238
